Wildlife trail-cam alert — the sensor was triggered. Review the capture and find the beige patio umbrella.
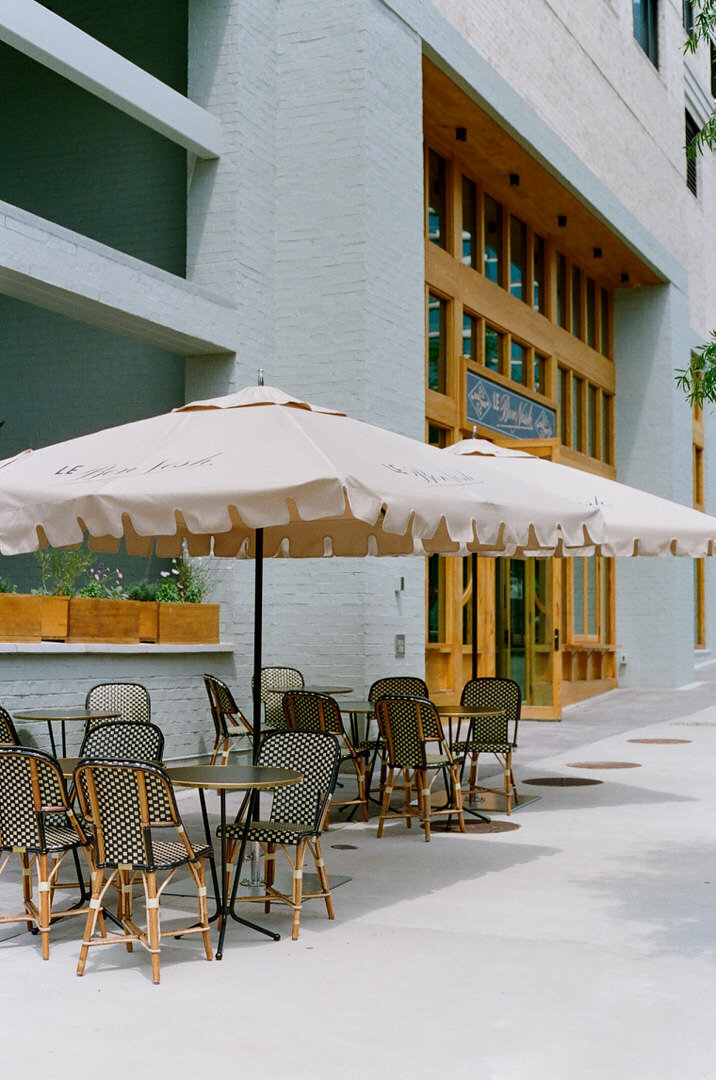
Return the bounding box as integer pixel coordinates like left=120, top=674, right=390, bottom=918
left=0, top=384, right=606, bottom=751
left=444, top=438, right=716, bottom=557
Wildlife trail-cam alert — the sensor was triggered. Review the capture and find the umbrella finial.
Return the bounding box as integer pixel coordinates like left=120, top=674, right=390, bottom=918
left=257, top=368, right=264, bottom=386
left=472, top=425, right=478, bottom=439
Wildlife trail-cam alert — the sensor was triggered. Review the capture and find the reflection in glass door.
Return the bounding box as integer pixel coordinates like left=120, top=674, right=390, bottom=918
left=496, top=559, right=554, bottom=708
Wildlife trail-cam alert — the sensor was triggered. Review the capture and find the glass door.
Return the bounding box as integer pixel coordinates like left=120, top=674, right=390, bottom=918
left=495, top=558, right=559, bottom=715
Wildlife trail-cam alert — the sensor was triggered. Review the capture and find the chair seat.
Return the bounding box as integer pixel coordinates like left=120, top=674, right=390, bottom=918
left=220, top=819, right=317, bottom=846
left=99, top=839, right=212, bottom=871
left=453, top=741, right=515, bottom=755
left=8, top=822, right=89, bottom=852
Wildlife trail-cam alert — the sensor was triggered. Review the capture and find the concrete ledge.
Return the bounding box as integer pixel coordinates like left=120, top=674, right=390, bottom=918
left=0, top=200, right=237, bottom=355
left=0, top=642, right=234, bottom=655
left=0, top=0, right=221, bottom=158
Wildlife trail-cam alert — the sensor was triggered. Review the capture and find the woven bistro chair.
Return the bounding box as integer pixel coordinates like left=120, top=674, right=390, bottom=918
left=84, top=682, right=151, bottom=734
left=73, top=759, right=213, bottom=984
left=366, top=677, right=429, bottom=798
left=453, top=677, right=521, bottom=815
left=0, top=746, right=93, bottom=959
left=0, top=705, right=20, bottom=745
left=220, top=729, right=341, bottom=941
left=203, top=674, right=252, bottom=764
left=256, top=667, right=304, bottom=733
left=79, top=721, right=165, bottom=761
left=373, top=695, right=465, bottom=842
left=282, top=691, right=369, bottom=822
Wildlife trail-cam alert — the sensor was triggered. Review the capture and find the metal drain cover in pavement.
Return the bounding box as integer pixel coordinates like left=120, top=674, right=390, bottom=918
left=523, top=776, right=603, bottom=786
left=568, top=760, right=641, bottom=769
left=628, top=738, right=691, bottom=744
left=330, top=844, right=358, bottom=850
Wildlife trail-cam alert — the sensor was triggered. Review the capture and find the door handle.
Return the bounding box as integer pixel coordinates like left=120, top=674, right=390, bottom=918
left=553, top=628, right=560, bottom=651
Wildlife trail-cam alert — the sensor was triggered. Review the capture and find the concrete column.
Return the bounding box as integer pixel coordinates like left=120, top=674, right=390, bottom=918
left=613, top=282, right=695, bottom=688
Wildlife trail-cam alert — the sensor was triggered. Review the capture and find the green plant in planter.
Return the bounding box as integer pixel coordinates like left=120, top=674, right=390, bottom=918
left=157, top=556, right=212, bottom=603
left=34, top=546, right=96, bottom=596
left=77, top=563, right=126, bottom=599
left=0, top=574, right=17, bottom=594
left=125, top=580, right=161, bottom=602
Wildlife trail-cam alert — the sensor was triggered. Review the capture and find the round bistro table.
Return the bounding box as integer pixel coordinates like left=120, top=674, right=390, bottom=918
left=167, top=764, right=302, bottom=958
left=13, top=707, right=121, bottom=756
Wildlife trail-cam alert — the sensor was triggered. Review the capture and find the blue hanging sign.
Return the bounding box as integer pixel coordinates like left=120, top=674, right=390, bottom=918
left=466, top=371, right=556, bottom=440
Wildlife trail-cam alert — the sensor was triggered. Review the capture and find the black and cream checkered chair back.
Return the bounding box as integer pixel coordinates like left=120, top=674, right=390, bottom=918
left=0, top=747, right=73, bottom=850
left=74, top=761, right=180, bottom=870
left=374, top=695, right=445, bottom=769
left=79, top=721, right=164, bottom=762
left=368, top=676, right=428, bottom=703
left=460, top=677, right=521, bottom=746
left=0, top=706, right=19, bottom=746
left=258, top=667, right=304, bottom=731
left=282, top=691, right=343, bottom=736
left=258, top=729, right=341, bottom=831
left=85, top=682, right=151, bottom=732
left=203, top=674, right=249, bottom=740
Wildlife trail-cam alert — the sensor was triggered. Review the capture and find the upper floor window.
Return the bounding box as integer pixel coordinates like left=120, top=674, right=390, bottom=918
left=428, top=150, right=446, bottom=248
left=683, top=0, right=694, bottom=35
left=686, top=110, right=699, bottom=195
left=633, top=0, right=659, bottom=67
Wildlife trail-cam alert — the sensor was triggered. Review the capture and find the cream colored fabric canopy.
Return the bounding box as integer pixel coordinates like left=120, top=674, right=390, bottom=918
left=445, top=439, right=716, bottom=557
left=0, top=386, right=605, bottom=559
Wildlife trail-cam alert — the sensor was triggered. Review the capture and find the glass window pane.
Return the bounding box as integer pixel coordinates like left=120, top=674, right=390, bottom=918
left=462, top=176, right=477, bottom=268
left=533, top=234, right=545, bottom=313
left=485, top=325, right=503, bottom=373
left=633, top=0, right=659, bottom=66
left=509, top=215, right=527, bottom=302
left=556, top=252, right=568, bottom=328
left=600, top=288, right=611, bottom=357
left=586, top=277, right=597, bottom=348
left=428, top=555, right=445, bottom=643
left=427, top=149, right=446, bottom=248
left=428, top=292, right=447, bottom=394
left=573, top=560, right=584, bottom=636
left=572, top=376, right=584, bottom=451
left=462, top=312, right=478, bottom=362
left=510, top=340, right=527, bottom=385
left=428, top=424, right=447, bottom=448
left=484, top=194, right=503, bottom=285
left=586, top=558, right=597, bottom=636
left=601, top=394, right=613, bottom=464
left=534, top=353, right=547, bottom=395
left=588, top=384, right=598, bottom=457
left=559, top=368, right=569, bottom=445
left=571, top=266, right=583, bottom=339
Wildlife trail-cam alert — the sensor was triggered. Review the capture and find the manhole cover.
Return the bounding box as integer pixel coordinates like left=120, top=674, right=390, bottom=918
left=432, top=820, right=520, bottom=834
left=627, top=738, right=691, bottom=744
left=523, top=776, right=603, bottom=787
left=330, top=844, right=358, bottom=850
left=568, top=761, right=641, bottom=769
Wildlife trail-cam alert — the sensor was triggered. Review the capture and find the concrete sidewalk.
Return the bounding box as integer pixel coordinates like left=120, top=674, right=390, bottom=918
left=3, top=667, right=716, bottom=1079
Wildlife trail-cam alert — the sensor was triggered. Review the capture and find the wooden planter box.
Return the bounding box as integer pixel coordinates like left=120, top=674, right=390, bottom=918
left=157, top=602, right=220, bottom=644
left=40, top=596, right=70, bottom=640
left=68, top=597, right=143, bottom=643
left=0, top=593, right=43, bottom=641
left=1, top=594, right=219, bottom=644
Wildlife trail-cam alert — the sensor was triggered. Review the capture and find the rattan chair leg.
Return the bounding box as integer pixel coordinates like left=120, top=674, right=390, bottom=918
left=145, top=873, right=161, bottom=984
left=265, top=843, right=276, bottom=914
left=38, top=853, right=51, bottom=959
left=77, top=867, right=108, bottom=976
left=376, top=770, right=396, bottom=837
left=311, top=838, right=333, bottom=921
left=21, top=852, right=33, bottom=932
left=187, top=858, right=213, bottom=961
left=291, top=840, right=306, bottom=941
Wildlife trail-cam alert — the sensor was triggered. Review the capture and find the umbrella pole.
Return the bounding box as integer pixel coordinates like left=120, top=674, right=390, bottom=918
left=471, top=551, right=478, bottom=681
left=252, top=527, right=264, bottom=765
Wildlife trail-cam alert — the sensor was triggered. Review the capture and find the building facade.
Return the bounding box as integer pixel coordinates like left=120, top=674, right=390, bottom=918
left=1, top=1, right=714, bottom=750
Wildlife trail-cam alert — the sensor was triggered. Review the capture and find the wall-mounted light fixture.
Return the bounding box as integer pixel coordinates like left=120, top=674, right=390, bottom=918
left=456, top=126, right=467, bottom=141
left=557, top=215, right=567, bottom=227
left=593, top=247, right=602, bottom=258
left=509, top=173, right=519, bottom=186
